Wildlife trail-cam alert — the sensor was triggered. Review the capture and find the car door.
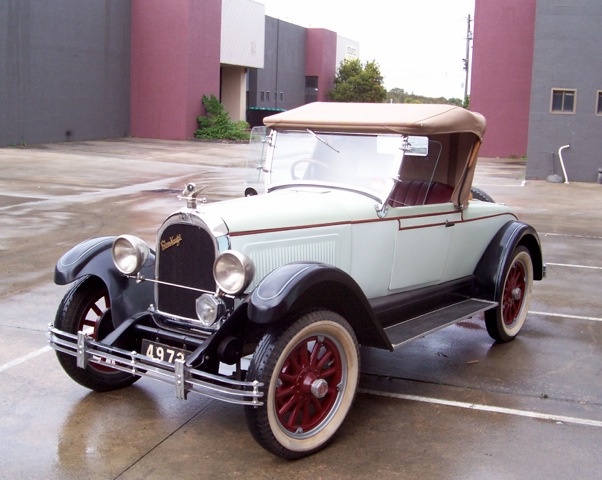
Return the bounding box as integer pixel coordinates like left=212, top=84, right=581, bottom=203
left=389, top=203, right=462, bottom=290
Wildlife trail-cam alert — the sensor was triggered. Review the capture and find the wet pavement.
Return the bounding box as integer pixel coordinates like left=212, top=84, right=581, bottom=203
left=1, top=139, right=601, bottom=479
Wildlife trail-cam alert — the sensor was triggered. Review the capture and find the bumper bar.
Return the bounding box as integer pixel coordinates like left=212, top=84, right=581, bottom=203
left=48, top=325, right=263, bottom=406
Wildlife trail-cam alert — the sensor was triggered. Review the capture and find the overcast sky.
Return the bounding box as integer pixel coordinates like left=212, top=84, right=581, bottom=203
left=259, top=0, right=476, bottom=99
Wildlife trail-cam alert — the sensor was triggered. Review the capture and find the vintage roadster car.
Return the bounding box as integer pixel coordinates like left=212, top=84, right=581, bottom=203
left=48, top=102, right=544, bottom=459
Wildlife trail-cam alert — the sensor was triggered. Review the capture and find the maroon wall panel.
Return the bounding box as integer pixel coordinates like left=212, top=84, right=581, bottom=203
left=470, top=0, right=536, bottom=157
left=131, top=0, right=221, bottom=139
left=306, top=29, right=337, bottom=102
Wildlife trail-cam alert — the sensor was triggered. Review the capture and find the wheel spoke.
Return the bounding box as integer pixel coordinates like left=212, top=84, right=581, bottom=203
left=276, top=384, right=296, bottom=400
left=301, top=397, right=312, bottom=427
left=279, top=372, right=297, bottom=384
left=309, top=338, right=323, bottom=365
left=288, top=349, right=302, bottom=372
left=316, top=349, right=333, bottom=370
left=298, top=340, right=310, bottom=367
left=90, top=302, right=104, bottom=317
left=310, top=395, right=324, bottom=414
left=288, top=401, right=302, bottom=429
left=319, top=365, right=337, bottom=379
left=82, top=317, right=97, bottom=328
left=508, top=266, right=522, bottom=290
left=278, top=393, right=298, bottom=418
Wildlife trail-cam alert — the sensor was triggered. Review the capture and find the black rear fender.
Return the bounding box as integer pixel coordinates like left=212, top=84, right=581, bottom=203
left=247, top=263, right=391, bottom=349
left=54, top=236, right=155, bottom=326
left=474, top=221, right=544, bottom=301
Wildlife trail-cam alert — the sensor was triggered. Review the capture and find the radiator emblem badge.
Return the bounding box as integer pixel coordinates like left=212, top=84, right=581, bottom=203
left=161, top=234, right=182, bottom=251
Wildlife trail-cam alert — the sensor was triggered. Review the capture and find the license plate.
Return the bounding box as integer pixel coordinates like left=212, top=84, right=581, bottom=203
left=141, top=339, right=187, bottom=364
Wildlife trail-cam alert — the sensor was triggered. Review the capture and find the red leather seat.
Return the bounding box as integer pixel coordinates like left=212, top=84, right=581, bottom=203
left=387, top=180, right=453, bottom=207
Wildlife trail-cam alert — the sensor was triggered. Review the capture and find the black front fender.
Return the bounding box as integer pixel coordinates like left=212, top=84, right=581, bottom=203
left=248, top=263, right=391, bottom=349
left=55, top=236, right=155, bottom=326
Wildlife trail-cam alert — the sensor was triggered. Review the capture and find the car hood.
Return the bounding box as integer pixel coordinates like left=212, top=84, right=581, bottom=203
left=198, top=187, right=379, bottom=235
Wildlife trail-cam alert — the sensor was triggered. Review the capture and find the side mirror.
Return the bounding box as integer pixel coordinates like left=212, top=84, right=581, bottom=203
left=402, top=135, right=429, bottom=156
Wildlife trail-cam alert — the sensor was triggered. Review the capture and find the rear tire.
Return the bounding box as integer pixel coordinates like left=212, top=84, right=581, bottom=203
left=55, top=276, right=139, bottom=391
left=245, top=310, right=359, bottom=459
left=485, top=246, right=533, bottom=342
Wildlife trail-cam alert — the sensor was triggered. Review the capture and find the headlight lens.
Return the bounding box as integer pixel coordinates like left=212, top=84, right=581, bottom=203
left=213, top=250, right=255, bottom=295
left=195, top=294, right=225, bottom=328
left=112, top=235, right=150, bottom=275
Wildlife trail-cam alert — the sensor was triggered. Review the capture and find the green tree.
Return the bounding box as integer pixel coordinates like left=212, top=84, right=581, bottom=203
left=386, top=87, right=463, bottom=107
left=328, top=59, right=387, bottom=103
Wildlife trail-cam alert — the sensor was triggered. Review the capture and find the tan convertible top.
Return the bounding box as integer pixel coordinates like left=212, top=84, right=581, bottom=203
left=265, top=102, right=487, bottom=208
left=263, top=102, right=486, bottom=140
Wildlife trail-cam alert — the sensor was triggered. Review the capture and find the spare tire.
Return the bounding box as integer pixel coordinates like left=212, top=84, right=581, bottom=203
left=470, top=186, right=495, bottom=203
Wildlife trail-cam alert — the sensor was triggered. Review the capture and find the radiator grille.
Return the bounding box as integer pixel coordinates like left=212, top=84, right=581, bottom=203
left=156, top=222, right=216, bottom=319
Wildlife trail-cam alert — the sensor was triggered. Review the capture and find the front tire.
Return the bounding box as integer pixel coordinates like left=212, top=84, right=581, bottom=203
left=55, top=276, right=139, bottom=391
left=485, top=246, right=534, bottom=342
left=245, top=310, right=360, bottom=459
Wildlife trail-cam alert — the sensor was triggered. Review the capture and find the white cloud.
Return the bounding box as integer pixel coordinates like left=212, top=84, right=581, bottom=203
left=260, top=0, right=475, bottom=99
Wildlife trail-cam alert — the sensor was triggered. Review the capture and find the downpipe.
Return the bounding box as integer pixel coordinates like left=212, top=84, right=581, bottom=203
left=558, top=144, right=570, bottom=184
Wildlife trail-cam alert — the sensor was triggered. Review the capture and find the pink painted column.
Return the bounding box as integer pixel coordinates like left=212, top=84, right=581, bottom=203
left=470, top=0, right=536, bottom=157
left=131, top=0, right=221, bottom=140
left=306, top=29, right=337, bottom=102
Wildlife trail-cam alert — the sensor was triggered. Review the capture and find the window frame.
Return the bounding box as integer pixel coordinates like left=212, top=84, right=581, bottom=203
left=550, top=88, right=577, bottom=114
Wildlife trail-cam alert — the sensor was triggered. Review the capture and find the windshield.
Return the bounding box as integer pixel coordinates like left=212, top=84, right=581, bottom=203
left=265, top=130, right=405, bottom=202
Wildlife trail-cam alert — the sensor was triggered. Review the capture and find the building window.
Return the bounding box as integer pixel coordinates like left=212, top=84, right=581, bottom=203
left=597, top=91, right=602, bottom=115
left=550, top=89, right=576, bottom=114
left=305, top=76, right=319, bottom=103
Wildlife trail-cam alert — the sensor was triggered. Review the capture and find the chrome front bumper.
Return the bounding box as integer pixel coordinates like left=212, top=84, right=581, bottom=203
left=47, top=325, right=263, bottom=405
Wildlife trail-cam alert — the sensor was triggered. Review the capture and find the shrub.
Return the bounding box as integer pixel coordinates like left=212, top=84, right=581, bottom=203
left=195, top=94, right=250, bottom=141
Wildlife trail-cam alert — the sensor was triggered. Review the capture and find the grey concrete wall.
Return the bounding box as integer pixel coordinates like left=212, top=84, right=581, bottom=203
left=526, top=0, right=602, bottom=182
left=248, top=17, right=305, bottom=113
left=273, top=19, right=306, bottom=111
left=0, top=0, right=131, bottom=147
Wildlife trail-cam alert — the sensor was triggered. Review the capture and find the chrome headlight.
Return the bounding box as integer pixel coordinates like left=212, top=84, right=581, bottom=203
left=213, top=250, right=255, bottom=295
left=112, top=235, right=150, bottom=275
left=195, top=294, right=226, bottom=328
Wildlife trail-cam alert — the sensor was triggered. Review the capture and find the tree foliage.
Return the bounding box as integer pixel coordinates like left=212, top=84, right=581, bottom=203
left=387, top=87, right=463, bottom=107
left=195, top=94, right=250, bottom=141
left=328, top=59, right=387, bottom=103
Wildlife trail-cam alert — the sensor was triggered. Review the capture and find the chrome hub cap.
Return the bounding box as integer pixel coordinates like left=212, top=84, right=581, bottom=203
left=310, top=378, right=329, bottom=399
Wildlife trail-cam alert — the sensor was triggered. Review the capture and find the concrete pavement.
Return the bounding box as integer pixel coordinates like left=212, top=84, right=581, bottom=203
left=1, top=138, right=601, bottom=479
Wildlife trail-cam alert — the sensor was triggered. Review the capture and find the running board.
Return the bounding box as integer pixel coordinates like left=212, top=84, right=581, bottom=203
left=384, top=298, right=497, bottom=349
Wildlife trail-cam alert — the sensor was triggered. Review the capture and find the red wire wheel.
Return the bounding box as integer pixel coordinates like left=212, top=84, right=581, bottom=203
left=74, top=284, right=114, bottom=373
left=55, top=276, right=139, bottom=391
left=275, top=333, right=344, bottom=434
left=502, top=260, right=527, bottom=326
left=245, top=311, right=359, bottom=459
left=486, top=246, right=534, bottom=342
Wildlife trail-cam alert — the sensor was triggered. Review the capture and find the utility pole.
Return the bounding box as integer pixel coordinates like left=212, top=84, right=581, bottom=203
left=463, top=14, right=473, bottom=107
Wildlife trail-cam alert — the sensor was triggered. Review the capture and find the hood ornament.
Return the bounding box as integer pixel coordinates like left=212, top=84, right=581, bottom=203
left=178, top=183, right=207, bottom=209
